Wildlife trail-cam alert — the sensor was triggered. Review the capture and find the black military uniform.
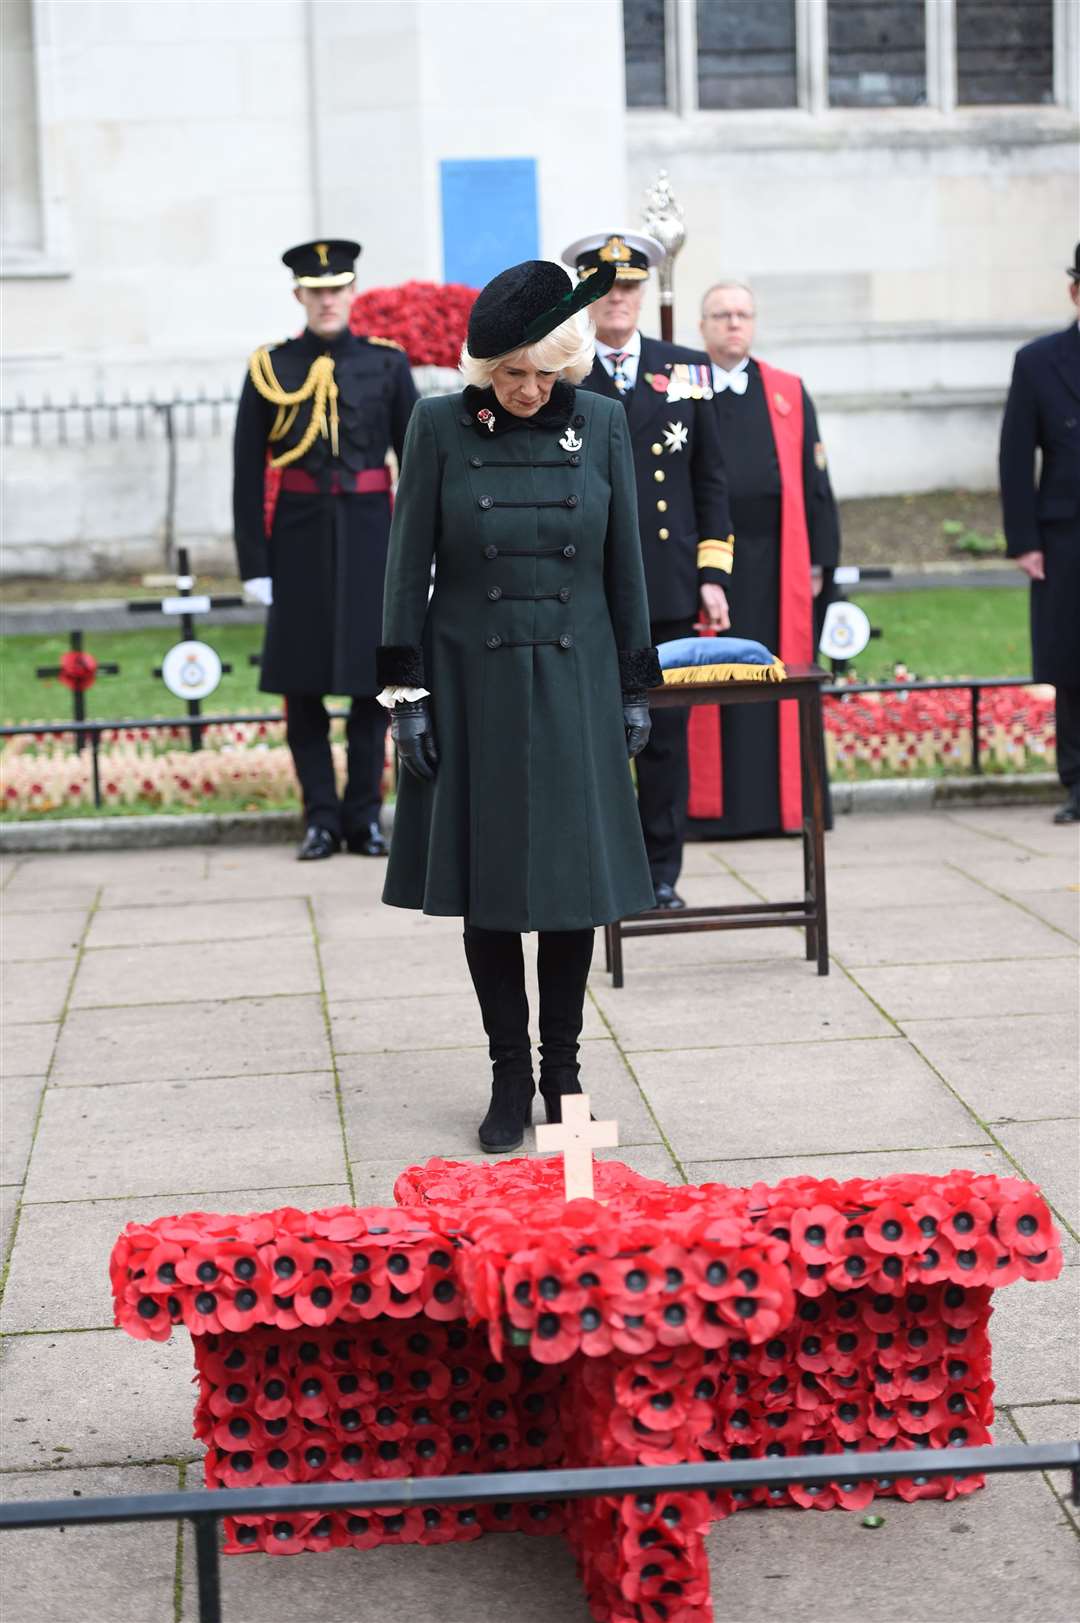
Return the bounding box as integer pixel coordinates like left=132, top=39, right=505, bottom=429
left=566, top=233, right=733, bottom=903
left=1000, top=253, right=1080, bottom=822
left=233, top=238, right=418, bottom=858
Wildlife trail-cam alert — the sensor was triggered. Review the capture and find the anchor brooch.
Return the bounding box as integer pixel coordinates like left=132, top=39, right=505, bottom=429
left=559, top=425, right=583, bottom=452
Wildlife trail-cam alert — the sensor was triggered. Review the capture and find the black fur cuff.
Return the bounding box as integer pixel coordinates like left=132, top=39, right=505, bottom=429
left=376, top=644, right=425, bottom=688
left=619, top=646, right=663, bottom=697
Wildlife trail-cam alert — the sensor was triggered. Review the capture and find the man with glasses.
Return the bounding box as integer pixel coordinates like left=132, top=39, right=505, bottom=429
left=691, top=280, right=840, bottom=840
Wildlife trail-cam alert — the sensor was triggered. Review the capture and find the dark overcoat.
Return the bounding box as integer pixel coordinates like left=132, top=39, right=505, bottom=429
left=233, top=327, right=417, bottom=696
left=999, top=324, right=1080, bottom=686
left=578, top=338, right=733, bottom=623
left=378, top=382, right=658, bottom=933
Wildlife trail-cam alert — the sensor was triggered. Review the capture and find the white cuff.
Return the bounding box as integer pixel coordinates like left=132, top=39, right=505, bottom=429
left=242, top=576, right=273, bottom=607
left=376, top=686, right=431, bottom=710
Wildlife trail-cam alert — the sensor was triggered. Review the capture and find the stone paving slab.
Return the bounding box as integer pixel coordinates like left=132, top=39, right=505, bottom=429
left=1, top=1184, right=20, bottom=1268
left=51, top=994, right=332, bottom=1086
left=0, top=814, right=1076, bottom=1623
left=851, top=957, right=1078, bottom=1022
left=898, top=1012, right=1079, bottom=1124
left=70, top=934, right=321, bottom=1008
left=1020, top=892, right=1080, bottom=941
left=591, top=961, right=895, bottom=1050
left=23, top=1073, right=346, bottom=1201
left=0, top=1183, right=352, bottom=1335
left=1, top=1076, right=45, bottom=1186
left=704, top=1417, right=1079, bottom=1623
left=0, top=1464, right=179, bottom=1623
left=1006, top=1402, right=1080, bottom=1527
left=628, top=1037, right=982, bottom=1163
left=85, top=894, right=312, bottom=949
left=989, top=1268, right=1080, bottom=1406
left=0, top=1329, right=195, bottom=1470
left=947, top=853, right=1080, bottom=897
left=992, top=1119, right=1080, bottom=1235
left=340, top=1040, right=662, bottom=1166
left=684, top=1142, right=1021, bottom=1189
left=0, top=907, right=87, bottom=962
left=830, top=899, right=1068, bottom=967
left=1, top=959, right=74, bottom=1025
left=1, top=1019, right=58, bottom=1079
left=176, top=1478, right=591, bottom=1623
left=329, top=986, right=609, bottom=1054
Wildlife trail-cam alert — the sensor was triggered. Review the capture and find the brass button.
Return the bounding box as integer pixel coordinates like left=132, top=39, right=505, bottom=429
left=651, top=443, right=662, bottom=455
left=654, top=470, right=665, bottom=483
left=657, top=499, right=667, bottom=512
left=658, top=528, right=669, bottom=540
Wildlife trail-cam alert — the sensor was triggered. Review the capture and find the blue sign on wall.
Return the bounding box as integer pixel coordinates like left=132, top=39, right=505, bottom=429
left=440, top=158, right=539, bottom=288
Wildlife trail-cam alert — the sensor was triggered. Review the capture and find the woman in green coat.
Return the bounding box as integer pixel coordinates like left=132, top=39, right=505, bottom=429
left=376, top=260, right=660, bottom=1153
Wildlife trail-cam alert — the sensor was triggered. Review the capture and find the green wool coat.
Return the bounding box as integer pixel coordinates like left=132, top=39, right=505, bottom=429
left=379, top=383, right=657, bottom=932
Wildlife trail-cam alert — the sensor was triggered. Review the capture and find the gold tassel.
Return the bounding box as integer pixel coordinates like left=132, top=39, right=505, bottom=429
left=662, top=660, right=786, bottom=686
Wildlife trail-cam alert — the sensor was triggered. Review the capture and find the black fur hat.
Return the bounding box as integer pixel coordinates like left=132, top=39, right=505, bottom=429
left=467, top=259, right=616, bottom=360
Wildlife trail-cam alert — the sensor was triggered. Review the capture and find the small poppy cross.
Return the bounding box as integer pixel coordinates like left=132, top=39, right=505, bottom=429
left=535, top=1095, right=618, bottom=1202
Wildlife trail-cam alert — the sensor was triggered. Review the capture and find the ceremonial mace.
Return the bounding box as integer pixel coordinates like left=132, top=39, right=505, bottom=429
left=641, top=169, right=686, bottom=344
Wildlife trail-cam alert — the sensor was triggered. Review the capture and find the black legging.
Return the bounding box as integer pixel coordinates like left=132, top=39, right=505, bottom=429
left=461, top=925, right=595, bottom=1096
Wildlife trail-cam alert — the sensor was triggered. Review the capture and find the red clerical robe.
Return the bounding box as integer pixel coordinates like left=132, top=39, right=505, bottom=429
left=688, top=358, right=839, bottom=835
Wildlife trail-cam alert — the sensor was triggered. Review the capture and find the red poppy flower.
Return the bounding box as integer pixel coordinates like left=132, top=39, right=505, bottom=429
left=941, top=1196, right=993, bottom=1248
left=790, top=1205, right=848, bottom=1262
left=530, top=1308, right=581, bottom=1363
left=293, top=1274, right=348, bottom=1328
left=996, top=1192, right=1059, bottom=1255
left=262, top=1513, right=318, bottom=1554
left=1019, top=1244, right=1063, bottom=1281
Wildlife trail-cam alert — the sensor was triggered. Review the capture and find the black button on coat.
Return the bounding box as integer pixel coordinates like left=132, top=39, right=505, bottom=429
left=999, top=324, right=1080, bottom=686
left=232, top=328, right=418, bottom=696
left=379, top=385, right=656, bottom=932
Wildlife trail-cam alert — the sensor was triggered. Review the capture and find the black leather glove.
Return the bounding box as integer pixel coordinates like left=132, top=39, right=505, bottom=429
left=391, top=699, right=438, bottom=782
left=623, top=701, right=651, bottom=759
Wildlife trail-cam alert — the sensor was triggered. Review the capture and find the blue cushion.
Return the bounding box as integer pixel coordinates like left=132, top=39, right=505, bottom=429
left=657, top=636, right=777, bottom=670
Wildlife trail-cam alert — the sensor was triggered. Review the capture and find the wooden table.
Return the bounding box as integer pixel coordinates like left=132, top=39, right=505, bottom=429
left=604, top=664, right=830, bottom=984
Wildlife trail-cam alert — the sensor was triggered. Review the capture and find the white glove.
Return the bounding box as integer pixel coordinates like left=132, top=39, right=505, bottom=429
left=242, top=577, right=273, bottom=607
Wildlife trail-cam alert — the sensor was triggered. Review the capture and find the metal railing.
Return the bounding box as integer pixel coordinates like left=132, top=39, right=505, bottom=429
left=0, top=389, right=237, bottom=447
left=822, top=675, right=1042, bottom=775
left=1, top=1442, right=1075, bottom=1623
left=1, top=676, right=1046, bottom=813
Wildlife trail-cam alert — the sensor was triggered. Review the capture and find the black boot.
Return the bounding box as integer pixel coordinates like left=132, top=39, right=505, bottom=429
left=463, top=926, right=534, bottom=1153
left=537, top=928, right=595, bottom=1125
left=1053, top=784, right=1080, bottom=824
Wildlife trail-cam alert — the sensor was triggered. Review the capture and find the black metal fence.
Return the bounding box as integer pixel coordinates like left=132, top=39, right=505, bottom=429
left=0, top=389, right=236, bottom=447
left=1, top=676, right=1047, bottom=813
left=1, top=1442, right=1075, bottom=1623
left=821, top=674, right=1043, bottom=776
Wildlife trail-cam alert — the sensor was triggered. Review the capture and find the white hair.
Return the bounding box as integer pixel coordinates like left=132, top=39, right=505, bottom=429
left=459, top=308, right=596, bottom=388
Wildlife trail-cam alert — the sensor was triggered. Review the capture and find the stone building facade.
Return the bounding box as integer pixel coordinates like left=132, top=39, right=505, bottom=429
left=2, top=0, right=1077, bottom=576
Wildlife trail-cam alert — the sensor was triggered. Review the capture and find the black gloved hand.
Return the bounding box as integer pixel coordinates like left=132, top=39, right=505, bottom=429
left=391, top=699, right=438, bottom=782
left=623, top=700, right=651, bottom=759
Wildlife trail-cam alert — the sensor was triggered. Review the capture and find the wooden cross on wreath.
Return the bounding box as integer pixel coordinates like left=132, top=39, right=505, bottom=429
left=535, top=1095, right=619, bottom=1201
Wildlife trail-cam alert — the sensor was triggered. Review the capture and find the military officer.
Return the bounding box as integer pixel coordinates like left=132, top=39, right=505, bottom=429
left=563, top=230, right=734, bottom=908
left=233, top=238, right=418, bottom=859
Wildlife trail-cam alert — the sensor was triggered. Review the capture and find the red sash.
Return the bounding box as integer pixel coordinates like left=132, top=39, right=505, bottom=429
left=687, top=359, right=812, bottom=833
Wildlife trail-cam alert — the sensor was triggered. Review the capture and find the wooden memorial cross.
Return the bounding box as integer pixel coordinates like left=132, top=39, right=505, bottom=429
left=535, top=1094, right=618, bottom=1201
left=35, top=629, right=120, bottom=750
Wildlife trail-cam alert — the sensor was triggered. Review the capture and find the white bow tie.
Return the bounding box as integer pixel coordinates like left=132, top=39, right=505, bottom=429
left=713, top=368, right=748, bottom=395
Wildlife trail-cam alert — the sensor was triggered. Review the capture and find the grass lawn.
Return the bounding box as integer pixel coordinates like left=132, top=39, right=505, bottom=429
left=848, top=587, right=1029, bottom=682
left=1, top=588, right=1032, bottom=726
